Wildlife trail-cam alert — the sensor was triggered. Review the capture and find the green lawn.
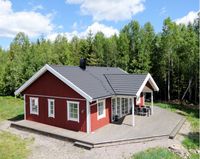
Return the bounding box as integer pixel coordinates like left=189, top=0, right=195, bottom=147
left=0, top=96, right=31, bottom=159
left=0, top=131, right=32, bottom=159
left=0, top=96, right=24, bottom=121
left=132, top=147, right=181, bottom=159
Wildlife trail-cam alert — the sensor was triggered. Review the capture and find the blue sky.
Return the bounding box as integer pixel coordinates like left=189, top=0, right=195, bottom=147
left=0, top=0, right=198, bottom=49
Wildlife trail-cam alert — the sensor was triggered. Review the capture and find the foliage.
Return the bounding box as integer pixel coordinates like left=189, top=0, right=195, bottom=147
left=182, top=132, right=199, bottom=149
left=0, top=131, right=32, bottom=159
left=0, top=96, right=23, bottom=121
left=0, top=16, right=199, bottom=104
left=132, top=147, right=181, bottom=159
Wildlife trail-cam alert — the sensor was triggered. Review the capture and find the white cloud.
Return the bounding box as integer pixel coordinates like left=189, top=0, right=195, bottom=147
left=47, top=22, right=119, bottom=41
left=160, top=7, right=166, bottom=16
left=84, top=22, right=119, bottom=37
left=0, top=0, right=54, bottom=38
left=175, top=11, right=199, bottom=25
left=32, top=5, right=44, bottom=11
left=72, top=22, right=78, bottom=30
left=65, top=0, right=145, bottom=21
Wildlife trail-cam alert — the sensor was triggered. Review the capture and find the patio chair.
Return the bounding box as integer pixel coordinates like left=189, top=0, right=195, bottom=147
left=146, top=106, right=151, bottom=115
left=139, top=107, right=149, bottom=116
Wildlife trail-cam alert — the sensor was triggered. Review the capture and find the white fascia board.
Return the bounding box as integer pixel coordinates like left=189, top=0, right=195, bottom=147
left=14, top=64, right=93, bottom=102
left=46, top=65, right=93, bottom=102
left=14, top=65, right=47, bottom=95
left=136, top=73, right=159, bottom=97
left=117, top=67, right=128, bottom=74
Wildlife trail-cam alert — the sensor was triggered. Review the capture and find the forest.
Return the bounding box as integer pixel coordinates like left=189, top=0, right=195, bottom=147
left=0, top=17, right=199, bottom=104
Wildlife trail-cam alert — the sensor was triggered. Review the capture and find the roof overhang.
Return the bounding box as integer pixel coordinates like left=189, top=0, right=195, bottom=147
left=14, top=64, right=93, bottom=102
left=136, top=73, right=159, bottom=97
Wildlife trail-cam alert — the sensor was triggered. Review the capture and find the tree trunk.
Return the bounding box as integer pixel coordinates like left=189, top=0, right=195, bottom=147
left=182, top=78, right=193, bottom=100
left=167, top=57, right=171, bottom=101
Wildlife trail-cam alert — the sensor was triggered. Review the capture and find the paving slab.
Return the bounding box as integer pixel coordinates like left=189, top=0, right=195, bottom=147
left=11, top=106, right=185, bottom=148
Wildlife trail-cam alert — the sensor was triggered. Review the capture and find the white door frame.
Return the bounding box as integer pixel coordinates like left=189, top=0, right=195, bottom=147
left=111, top=96, right=134, bottom=121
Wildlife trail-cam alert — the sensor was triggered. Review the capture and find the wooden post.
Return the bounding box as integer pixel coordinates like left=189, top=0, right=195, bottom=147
left=24, top=94, right=26, bottom=120
left=86, top=100, right=91, bottom=133
left=151, top=92, right=153, bottom=114
left=132, top=97, right=135, bottom=126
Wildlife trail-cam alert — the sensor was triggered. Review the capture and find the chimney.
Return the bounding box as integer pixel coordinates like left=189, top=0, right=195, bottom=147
left=79, top=58, right=86, bottom=70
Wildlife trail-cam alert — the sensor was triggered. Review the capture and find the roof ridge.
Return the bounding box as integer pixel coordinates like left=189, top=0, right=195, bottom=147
left=86, top=69, right=113, bottom=95
left=104, top=73, right=148, bottom=76
left=49, top=64, right=119, bottom=69
left=104, top=75, right=116, bottom=95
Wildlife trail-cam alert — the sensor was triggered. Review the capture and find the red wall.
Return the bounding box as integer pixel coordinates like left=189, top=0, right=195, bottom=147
left=134, top=93, right=144, bottom=107
left=139, top=93, right=144, bottom=107
left=23, top=71, right=87, bottom=132
left=90, top=98, right=111, bottom=132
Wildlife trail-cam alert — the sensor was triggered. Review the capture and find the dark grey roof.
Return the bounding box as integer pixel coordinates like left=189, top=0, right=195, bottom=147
left=104, top=74, right=147, bottom=96
left=49, top=65, right=126, bottom=99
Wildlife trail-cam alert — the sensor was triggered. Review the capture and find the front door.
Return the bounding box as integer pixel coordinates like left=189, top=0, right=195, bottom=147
left=111, top=97, right=131, bottom=121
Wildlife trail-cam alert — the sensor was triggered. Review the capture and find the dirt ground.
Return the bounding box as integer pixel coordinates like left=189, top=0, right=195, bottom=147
left=0, top=120, right=190, bottom=159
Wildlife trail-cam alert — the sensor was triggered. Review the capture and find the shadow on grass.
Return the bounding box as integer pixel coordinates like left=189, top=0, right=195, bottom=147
left=158, top=102, right=199, bottom=119
left=8, top=114, right=24, bottom=121
left=182, top=132, right=199, bottom=149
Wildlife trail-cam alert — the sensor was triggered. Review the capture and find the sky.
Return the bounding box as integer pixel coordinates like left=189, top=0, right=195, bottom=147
left=0, top=0, right=198, bottom=49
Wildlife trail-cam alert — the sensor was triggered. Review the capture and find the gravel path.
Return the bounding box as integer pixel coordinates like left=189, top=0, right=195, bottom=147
left=0, top=120, right=190, bottom=159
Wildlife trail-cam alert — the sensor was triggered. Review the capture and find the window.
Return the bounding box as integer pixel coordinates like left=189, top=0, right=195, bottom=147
left=67, top=101, right=79, bottom=122
left=97, top=100, right=105, bottom=120
left=48, top=99, right=55, bottom=118
left=30, top=97, right=39, bottom=115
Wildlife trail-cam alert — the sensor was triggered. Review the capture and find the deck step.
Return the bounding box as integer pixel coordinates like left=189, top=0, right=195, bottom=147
left=74, top=141, right=93, bottom=149
left=93, top=135, right=169, bottom=148
left=169, top=117, right=186, bottom=139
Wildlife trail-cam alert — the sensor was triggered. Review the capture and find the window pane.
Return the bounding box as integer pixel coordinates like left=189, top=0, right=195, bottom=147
left=98, top=102, right=104, bottom=116
left=69, top=103, right=78, bottom=120
left=31, top=98, right=38, bottom=114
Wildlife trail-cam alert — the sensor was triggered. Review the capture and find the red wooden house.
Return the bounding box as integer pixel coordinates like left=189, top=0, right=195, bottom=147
left=15, top=60, right=159, bottom=133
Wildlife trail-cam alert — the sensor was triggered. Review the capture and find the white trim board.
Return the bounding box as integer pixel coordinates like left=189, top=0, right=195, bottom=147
left=14, top=64, right=93, bottom=102
left=136, top=73, right=159, bottom=97
left=24, top=94, right=86, bottom=101
left=67, top=101, right=80, bottom=122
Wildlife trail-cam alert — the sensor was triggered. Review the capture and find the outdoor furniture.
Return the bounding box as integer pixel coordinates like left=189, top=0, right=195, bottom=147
left=137, top=106, right=150, bottom=116
left=146, top=106, right=152, bottom=115
left=114, top=115, right=119, bottom=121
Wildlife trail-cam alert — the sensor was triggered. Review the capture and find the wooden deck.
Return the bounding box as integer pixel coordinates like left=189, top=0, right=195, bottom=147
left=11, top=106, right=185, bottom=149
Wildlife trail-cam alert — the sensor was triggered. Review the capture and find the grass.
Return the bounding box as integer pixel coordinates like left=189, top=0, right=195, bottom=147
left=0, top=96, right=31, bottom=159
left=0, top=96, right=24, bottom=121
left=132, top=147, right=181, bottom=159
left=154, top=102, right=199, bottom=132
left=0, top=131, right=32, bottom=159
left=182, top=132, right=199, bottom=149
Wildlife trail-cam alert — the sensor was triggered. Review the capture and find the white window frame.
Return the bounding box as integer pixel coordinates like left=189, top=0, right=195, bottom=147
left=30, top=97, right=39, bottom=115
left=97, top=99, right=106, bottom=120
left=48, top=99, right=55, bottom=118
left=67, top=101, right=79, bottom=122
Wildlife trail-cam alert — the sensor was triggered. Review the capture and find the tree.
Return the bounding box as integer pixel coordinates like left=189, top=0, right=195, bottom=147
left=161, top=18, right=178, bottom=101
left=136, top=22, right=155, bottom=73
left=116, top=32, right=129, bottom=71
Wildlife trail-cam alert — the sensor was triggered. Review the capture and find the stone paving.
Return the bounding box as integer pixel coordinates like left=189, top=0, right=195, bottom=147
left=11, top=106, right=184, bottom=145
